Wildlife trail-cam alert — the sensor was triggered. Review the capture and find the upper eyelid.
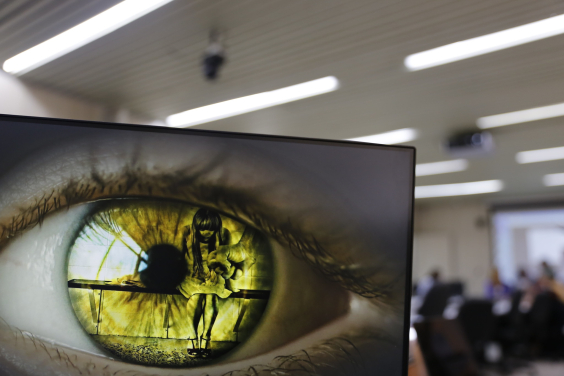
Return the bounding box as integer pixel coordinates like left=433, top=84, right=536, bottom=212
left=0, top=151, right=224, bottom=243
left=0, top=164, right=388, bottom=301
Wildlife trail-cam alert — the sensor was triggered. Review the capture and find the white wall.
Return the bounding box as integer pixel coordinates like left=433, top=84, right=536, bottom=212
left=0, top=71, right=157, bottom=125
left=0, top=71, right=109, bottom=121
left=413, top=202, right=492, bottom=297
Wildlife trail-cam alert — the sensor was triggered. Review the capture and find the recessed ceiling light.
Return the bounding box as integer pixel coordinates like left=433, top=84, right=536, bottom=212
left=516, top=146, right=564, bottom=164
left=3, top=0, right=173, bottom=75
left=544, top=173, right=564, bottom=187
left=347, top=128, right=418, bottom=145
left=415, top=179, right=503, bottom=199
left=477, top=102, right=564, bottom=129
left=166, top=76, right=339, bottom=128
left=415, top=159, right=468, bottom=177
left=405, top=14, right=564, bottom=71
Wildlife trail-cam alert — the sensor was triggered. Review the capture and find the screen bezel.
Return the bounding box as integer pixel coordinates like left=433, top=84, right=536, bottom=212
left=0, top=113, right=416, bottom=376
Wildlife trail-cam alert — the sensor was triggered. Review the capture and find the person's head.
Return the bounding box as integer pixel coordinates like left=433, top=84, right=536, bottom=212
left=187, top=208, right=223, bottom=274
left=491, top=268, right=501, bottom=285
left=518, top=268, right=527, bottom=278
left=430, top=269, right=441, bottom=281
left=192, top=208, right=222, bottom=242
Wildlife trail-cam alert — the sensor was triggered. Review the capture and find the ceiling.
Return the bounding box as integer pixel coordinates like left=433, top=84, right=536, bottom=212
left=1, top=0, right=564, bottom=203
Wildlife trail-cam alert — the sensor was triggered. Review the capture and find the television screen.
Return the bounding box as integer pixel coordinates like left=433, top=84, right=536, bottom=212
left=0, top=115, right=414, bottom=376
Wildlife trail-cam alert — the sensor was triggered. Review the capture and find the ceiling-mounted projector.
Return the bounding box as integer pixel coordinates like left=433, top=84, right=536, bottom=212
left=444, top=129, right=494, bottom=158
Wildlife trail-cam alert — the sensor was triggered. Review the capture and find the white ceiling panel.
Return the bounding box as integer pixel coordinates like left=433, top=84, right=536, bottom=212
left=1, top=0, right=564, bottom=202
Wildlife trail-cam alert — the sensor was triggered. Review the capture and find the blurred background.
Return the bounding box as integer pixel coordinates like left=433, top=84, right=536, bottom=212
left=1, top=1, right=564, bottom=375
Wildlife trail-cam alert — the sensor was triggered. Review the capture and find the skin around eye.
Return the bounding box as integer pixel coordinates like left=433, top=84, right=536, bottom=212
left=0, top=125, right=411, bottom=376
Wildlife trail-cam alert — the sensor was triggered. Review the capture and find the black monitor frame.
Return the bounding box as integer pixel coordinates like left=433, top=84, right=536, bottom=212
left=0, top=113, right=415, bottom=376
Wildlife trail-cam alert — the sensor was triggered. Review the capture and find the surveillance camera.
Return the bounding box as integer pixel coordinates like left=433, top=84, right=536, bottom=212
left=202, top=41, right=225, bottom=80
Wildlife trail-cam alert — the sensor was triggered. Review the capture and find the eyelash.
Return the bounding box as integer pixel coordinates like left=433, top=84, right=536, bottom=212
left=2, top=316, right=386, bottom=376
left=0, top=164, right=386, bottom=300
left=212, top=337, right=367, bottom=376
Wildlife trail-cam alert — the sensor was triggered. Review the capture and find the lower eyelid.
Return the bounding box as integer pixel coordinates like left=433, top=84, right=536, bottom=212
left=0, top=295, right=391, bottom=376
left=0, top=323, right=354, bottom=376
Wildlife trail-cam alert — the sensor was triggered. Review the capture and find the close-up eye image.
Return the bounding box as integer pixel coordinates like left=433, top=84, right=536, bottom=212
left=67, top=200, right=272, bottom=367
left=3, top=1, right=564, bottom=375
left=0, top=117, right=414, bottom=376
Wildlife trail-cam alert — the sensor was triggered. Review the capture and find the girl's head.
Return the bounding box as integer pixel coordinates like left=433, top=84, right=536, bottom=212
left=187, top=208, right=223, bottom=275
left=192, top=208, right=222, bottom=242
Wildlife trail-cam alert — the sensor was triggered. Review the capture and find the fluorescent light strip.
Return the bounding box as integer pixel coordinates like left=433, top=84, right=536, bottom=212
left=3, top=0, right=173, bottom=75
left=166, top=76, right=339, bottom=128
left=415, top=179, right=503, bottom=199
left=516, top=146, right=564, bottom=164
left=405, top=14, right=564, bottom=71
left=416, top=159, right=468, bottom=177
left=347, top=128, right=418, bottom=145
left=477, top=102, right=564, bottom=129
left=544, top=173, right=564, bottom=187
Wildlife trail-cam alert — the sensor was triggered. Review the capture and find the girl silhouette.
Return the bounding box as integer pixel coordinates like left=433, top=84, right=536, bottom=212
left=180, top=208, right=229, bottom=357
